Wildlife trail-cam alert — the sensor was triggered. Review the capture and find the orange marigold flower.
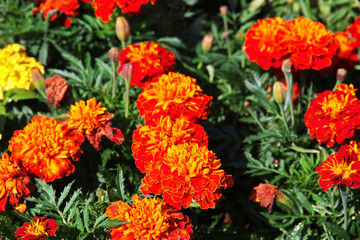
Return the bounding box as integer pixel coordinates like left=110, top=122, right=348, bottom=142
left=249, top=183, right=284, bottom=213
left=8, top=115, right=84, bottom=182
left=286, top=17, right=338, bottom=70
left=141, top=143, right=233, bottom=210
left=15, top=217, right=58, bottom=240
left=43, top=75, right=73, bottom=109
left=244, top=17, right=290, bottom=70
left=0, top=153, right=34, bottom=214
left=316, top=142, right=360, bottom=191
left=347, top=17, right=360, bottom=48
left=136, top=72, right=212, bottom=123
left=118, top=41, right=175, bottom=88
left=66, top=98, right=124, bottom=150
left=132, top=115, right=208, bottom=173
left=105, top=194, right=193, bottom=240
left=304, top=83, right=360, bottom=147
left=91, top=0, right=117, bottom=22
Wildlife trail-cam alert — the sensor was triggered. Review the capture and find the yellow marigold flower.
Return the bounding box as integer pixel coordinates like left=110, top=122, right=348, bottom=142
left=0, top=44, right=44, bottom=92
left=105, top=194, right=194, bottom=240
left=66, top=98, right=124, bottom=150
left=8, top=115, right=84, bottom=183
left=0, top=153, right=34, bottom=213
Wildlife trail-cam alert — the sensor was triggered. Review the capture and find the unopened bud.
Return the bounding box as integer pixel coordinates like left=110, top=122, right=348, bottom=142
left=109, top=47, right=120, bottom=63
left=243, top=101, right=250, bottom=109
left=220, top=6, right=228, bottom=15
left=281, top=59, right=292, bottom=74
left=96, top=189, right=104, bottom=197
left=116, top=17, right=130, bottom=42
left=222, top=31, right=229, bottom=38
left=336, top=68, right=347, bottom=83
left=273, top=81, right=286, bottom=104
left=121, top=63, right=134, bottom=80
left=31, top=67, right=45, bottom=89
left=202, top=34, right=214, bottom=52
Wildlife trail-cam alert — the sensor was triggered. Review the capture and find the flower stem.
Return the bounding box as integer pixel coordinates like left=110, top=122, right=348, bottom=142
left=111, top=62, right=117, bottom=98
left=284, top=71, right=294, bottom=126
left=338, top=184, right=350, bottom=230
left=247, top=108, right=266, bottom=132
left=124, top=78, right=130, bottom=118
left=278, top=103, right=289, bottom=133
left=221, top=15, right=231, bottom=58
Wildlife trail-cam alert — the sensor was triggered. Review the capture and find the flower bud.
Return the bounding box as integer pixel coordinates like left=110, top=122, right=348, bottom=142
left=281, top=59, right=292, bottom=74
left=222, top=31, right=229, bottom=38
left=202, top=34, right=214, bottom=52
left=31, top=67, right=45, bottom=89
left=220, top=6, right=228, bottom=15
left=109, top=47, right=120, bottom=63
left=273, top=81, right=286, bottom=104
left=336, top=68, right=347, bottom=83
left=121, top=63, right=134, bottom=80
left=116, top=17, right=130, bottom=42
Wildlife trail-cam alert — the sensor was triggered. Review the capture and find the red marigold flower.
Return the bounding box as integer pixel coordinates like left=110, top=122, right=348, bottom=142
left=286, top=17, right=338, bottom=70
left=347, top=17, right=360, bottom=48
left=141, top=143, right=233, bottom=210
left=136, top=72, right=212, bottom=123
left=117, top=0, right=157, bottom=15
left=249, top=183, right=285, bottom=213
left=66, top=98, right=124, bottom=150
left=43, top=75, right=73, bottom=109
left=132, top=115, right=208, bottom=173
left=304, top=83, right=360, bottom=147
left=15, top=217, right=58, bottom=240
left=8, top=115, right=84, bottom=182
left=105, top=194, right=193, bottom=240
left=316, top=141, right=360, bottom=191
left=118, top=41, right=175, bottom=88
left=0, top=153, right=34, bottom=214
left=244, top=17, right=291, bottom=70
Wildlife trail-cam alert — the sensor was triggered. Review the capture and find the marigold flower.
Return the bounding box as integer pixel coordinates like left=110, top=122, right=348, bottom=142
left=8, top=115, right=84, bottom=182
left=244, top=17, right=290, bottom=70
left=66, top=98, right=124, bottom=150
left=132, top=115, right=208, bottom=173
left=43, top=75, right=73, bottom=109
left=15, top=217, right=58, bottom=240
left=347, top=17, right=360, bottom=47
left=286, top=17, right=338, bottom=70
left=105, top=194, right=193, bottom=240
left=136, top=72, right=212, bottom=123
left=118, top=41, right=175, bottom=88
left=316, top=142, right=360, bottom=191
left=141, top=143, right=233, bottom=210
left=249, top=183, right=283, bottom=213
left=0, top=44, right=44, bottom=92
left=0, top=153, right=34, bottom=214
left=304, top=83, right=360, bottom=147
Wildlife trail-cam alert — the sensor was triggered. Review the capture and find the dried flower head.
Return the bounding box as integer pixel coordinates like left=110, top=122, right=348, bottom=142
left=15, top=217, right=58, bottom=240
left=43, top=75, right=73, bottom=109
left=249, top=183, right=284, bottom=213
left=8, top=115, right=84, bottom=182
left=66, top=98, right=124, bottom=150
left=105, top=194, right=193, bottom=240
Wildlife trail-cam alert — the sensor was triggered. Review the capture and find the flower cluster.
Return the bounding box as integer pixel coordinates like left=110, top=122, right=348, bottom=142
left=304, top=83, right=360, bottom=147
left=118, top=41, right=175, bottom=88
left=33, top=0, right=90, bottom=26
left=15, top=217, right=58, bottom=240
left=105, top=194, right=193, bottom=240
left=244, top=17, right=339, bottom=70
left=0, top=44, right=44, bottom=93
left=92, top=0, right=157, bottom=22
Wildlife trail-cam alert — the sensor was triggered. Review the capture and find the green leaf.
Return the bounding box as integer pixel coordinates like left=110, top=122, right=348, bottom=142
left=38, top=41, right=48, bottom=66
left=96, top=218, right=126, bottom=228
left=5, top=88, right=39, bottom=101
left=326, top=222, right=351, bottom=240
left=35, top=179, right=56, bottom=206
left=93, top=214, right=107, bottom=228
left=294, top=189, right=314, bottom=214
left=57, top=181, right=75, bottom=208
left=75, top=209, right=84, bottom=233
left=63, top=189, right=81, bottom=215
left=116, top=166, right=126, bottom=201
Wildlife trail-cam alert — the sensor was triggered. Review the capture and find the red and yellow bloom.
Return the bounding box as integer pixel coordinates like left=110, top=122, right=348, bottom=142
left=304, top=84, right=360, bottom=147
left=347, top=17, right=360, bottom=48
left=15, top=217, right=57, bottom=240
left=105, top=194, right=193, bottom=240
left=66, top=98, right=124, bottom=150
left=118, top=41, right=175, bottom=88
left=8, top=115, right=84, bottom=182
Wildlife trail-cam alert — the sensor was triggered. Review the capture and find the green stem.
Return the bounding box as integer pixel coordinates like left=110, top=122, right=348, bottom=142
left=278, top=103, right=289, bottom=133
left=339, top=184, right=350, bottom=230
left=121, top=40, right=126, bottom=50
left=125, top=78, right=130, bottom=118
left=221, top=15, right=231, bottom=58
left=112, top=62, right=117, bottom=98
left=247, top=108, right=266, bottom=132
left=284, top=71, right=294, bottom=126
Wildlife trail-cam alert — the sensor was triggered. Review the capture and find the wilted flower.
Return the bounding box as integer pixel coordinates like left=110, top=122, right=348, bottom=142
left=0, top=44, right=44, bottom=91
left=0, top=153, right=34, bottom=213
left=202, top=34, right=214, bottom=52
left=249, top=183, right=284, bottom=213
left=115, top=17, right=130, bottom=41
left=15, top=217, right=58, bottom=240
left=136, top=72, right=212, bottom=123
left=43, top=75, right=73, bottom=109
left=304, top=83, right=360, bottom=147
left=118, top=41, right=175, bottom=87
left=105, top=194, right=193, bottom=240
left=8, top=115, right=84, bottom=182
left=66, top=98, right=124, bottom=150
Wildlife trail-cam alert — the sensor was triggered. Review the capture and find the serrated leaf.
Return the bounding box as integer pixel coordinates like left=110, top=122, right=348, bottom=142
left=93, top=214, right=107, bottom=228
left=38, top=41, right=48, bottom=66
left=35, top=179, right=56, bottom=206
left=294, top=189, right=314, bottom=214
left=75, top=209, right=84, bottom=233
left=5, top=88, right=39, bottom=101
left=63, top=189, right=81, bottom=215
left=326, top=222, right=351, bottom=240
left=116, top=166, right=126, bottom=201
left=97, top=218, right=126, bottom=228
left=57, top=181, right=75, bottom=208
